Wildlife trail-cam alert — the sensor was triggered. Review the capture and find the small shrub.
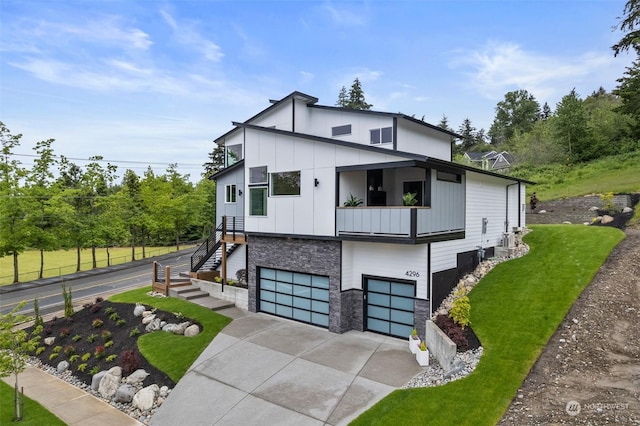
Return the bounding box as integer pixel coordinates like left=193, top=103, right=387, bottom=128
left=35, top=347, right=46, bottom=356
left=95, top=297, right=104, bottom=303
left=94, top=345, right=105, bottom=359
left=69, top=354, right=80, bottom=363
left=91, top=318, right=104, bottom=328
left=109, top=312, right=120, bottom=321
left=173, top=312, right=184, bottom=320
left=49, top=353, right=59, bottom=361
left=72, top=334, right=82, bottom=342
left=52, top=345, right=62, bottom=353
left=106, top=354, right=117, bottom=362
left=129, top=328, right=141, bottom=337
left=63, top=345, right=75, bottom=356
left=214, top=276, right=222, bottom=283
left=87, top=333, right=98, bottom=343
left=89, top=366, right=100, bottom=375
left=449, top=289, right=471, bottom=329
left=77, top=363, right=87, bottom=372
left=104, top=306, right=116, bottom=315
left=601, top=192, right=615, bottom=212
left=420, top=341, right=427, bottom=351
left=227, top=279, right=235, bottom=286
left=33, top=297, right=44, bottom=329
left=116, top=319, right=126, bottom=327
left=104, top=340, right=114, bottom=348
left=61, top=284, right=74, bottom=318
left=119, top=349, right=141, bottom=375
left=59, top=328, right=70, bottom=338
left=81, top=352, right=91, bottom=362
left=44, top=326, right=53, bottom=336
left=90, top=303, right=102, bottom=313
left=101, top=330, right=112, bottom=341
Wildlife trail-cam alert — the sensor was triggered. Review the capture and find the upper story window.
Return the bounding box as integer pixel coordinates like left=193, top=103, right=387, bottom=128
left=226, top=144, right=242, bottom=167
left=370, top=127, right=393, bottom=145
left=332, top=124, right=352, bottom=136
left=249, top=166, right=268, bottom=184
left=436, top=170, right=462, bottom=183
left=225, top=184, right=237, bottom=203
left=271, top=171, right=301, bottom=196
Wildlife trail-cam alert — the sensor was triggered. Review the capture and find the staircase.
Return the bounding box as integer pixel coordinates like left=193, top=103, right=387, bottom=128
left=190, top=216, right=246, bottom=274
left=169, top=285, right=235, bottom=311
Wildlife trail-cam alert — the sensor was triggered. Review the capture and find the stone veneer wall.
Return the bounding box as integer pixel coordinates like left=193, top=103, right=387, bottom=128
left=340, top=289, right=363, bottom=332
left=414, top=299, right=429, bottom=340
left=248, top=235, right=347, bottom=334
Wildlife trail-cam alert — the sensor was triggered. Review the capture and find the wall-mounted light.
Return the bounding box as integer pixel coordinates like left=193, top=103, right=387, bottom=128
left=314, top=178, right=319, bottom=187
left=238, top=189, right=243, bottom=196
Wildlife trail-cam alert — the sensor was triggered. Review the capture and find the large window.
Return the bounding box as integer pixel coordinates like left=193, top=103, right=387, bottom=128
left=332, top=124, right=352, bottom=136
left=370, top=127, right=393, bottom=145
left=249, top=187, right=267, bottom=216
left=249, top=166, right=268, bottom=184
left=225, top=184, right=237, bottom=203
left=271, top=171, right=301, bottom=196
left=226, top=144, right=242, bottom=167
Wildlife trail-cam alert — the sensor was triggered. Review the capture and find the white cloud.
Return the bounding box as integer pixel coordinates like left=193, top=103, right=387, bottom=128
left=160, top=9, right=223, bottom=62
left=452, top=41, right=625, bottom=102
left=322, top=2, right=367, bottom=27
left=299, top=71, right=315, bottom=85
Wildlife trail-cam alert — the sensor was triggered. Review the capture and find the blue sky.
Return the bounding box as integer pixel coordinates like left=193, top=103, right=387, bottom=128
left=0, top=0, right=634, bottom=181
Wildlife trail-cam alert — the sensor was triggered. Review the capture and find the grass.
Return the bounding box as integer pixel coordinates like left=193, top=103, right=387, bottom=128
left=0, top=245, right=195, bottom=286
left=109, top=287, right=232, bottom=382
left=0, top=380, right=66, bottom=425
left=509, top=151, right=640, bottom=200
left=352, top=225, right=624, bottom=426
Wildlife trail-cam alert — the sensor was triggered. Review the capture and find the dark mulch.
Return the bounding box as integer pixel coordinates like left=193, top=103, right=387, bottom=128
left=433, top=314, right=481, bottom=352
left=26, top=299, right=185, bottom=389
left=592, top=193, right=639, bottom=230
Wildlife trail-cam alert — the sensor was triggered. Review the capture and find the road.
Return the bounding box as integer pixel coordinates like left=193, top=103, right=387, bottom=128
left=0, top=249, right=194, bottom=317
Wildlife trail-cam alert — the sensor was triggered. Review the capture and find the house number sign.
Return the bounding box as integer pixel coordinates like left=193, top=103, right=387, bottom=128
left=405, top=270, right=420, bottom=278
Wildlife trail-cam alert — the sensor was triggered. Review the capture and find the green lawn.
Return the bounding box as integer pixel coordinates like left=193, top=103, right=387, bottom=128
left=109, top=287, right=232, bottom=382
left=352, top=225, right=624, bottom=426
left=0, top=380, right=65, bottom=425
left=0, top=245, right=195, bottom=286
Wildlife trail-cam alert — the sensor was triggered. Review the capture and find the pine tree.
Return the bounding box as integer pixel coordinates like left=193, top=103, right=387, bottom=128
left=336, top=78, right=372, bottom=110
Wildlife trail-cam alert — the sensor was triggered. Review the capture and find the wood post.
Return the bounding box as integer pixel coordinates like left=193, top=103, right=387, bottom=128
left=164, top=265, right=171, bottom=296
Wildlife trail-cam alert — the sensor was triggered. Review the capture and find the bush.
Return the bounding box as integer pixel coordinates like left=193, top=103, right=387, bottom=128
left=101, top=330, right=112, bottom=341
left=109, top=312, right=120, bottom=321
left=59, top=328, right=70, bottom=338
left=129, top=328, right=141, bottom=337
left=94, top=345, right=105, bottom=359
left=87, top=333, right=98, bottom=343
left=119, top=349, right=141, bottom=375
left=91, top=318, right=103, bottom=328
left=449, top=289, right=471, bottom=329
left=106, top=354, right=117, bottom=362
left=69, top=354, right=79, bottom=363
left=63, top=345, right=75, bottom=356
left=104, top=340, right=113, bottom=348
left=72, top=334, right=82, bottom=342
left=90, top=303, right=102, bottom=314
left=81, top=353, right=91, bottom=362
left=104, top=307, right=116, bottom=315
left=35, top=347, right=45, bottom=356
left=49, top=353, right=58, bottom=361
left=77, top=363, right=87, bottom=372
left=116, top=319, right=126, bottom=327
left=61, top=284, right=74, bottom=318
left=434, top=314, right=469, bottom=351
left=89, top=366, right=100, bottom=375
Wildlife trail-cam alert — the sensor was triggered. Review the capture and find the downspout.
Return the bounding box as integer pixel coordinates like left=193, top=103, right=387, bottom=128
left=292, top=98, right=295, bottom=132
left=506, top=182, right=519, bottom=232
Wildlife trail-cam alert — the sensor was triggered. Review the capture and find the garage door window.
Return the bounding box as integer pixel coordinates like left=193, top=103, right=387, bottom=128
left=365, top=278, right=415, bottom=338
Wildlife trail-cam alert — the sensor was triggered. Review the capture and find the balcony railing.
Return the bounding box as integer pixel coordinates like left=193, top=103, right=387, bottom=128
left=336, top=207, right=464, bottom=240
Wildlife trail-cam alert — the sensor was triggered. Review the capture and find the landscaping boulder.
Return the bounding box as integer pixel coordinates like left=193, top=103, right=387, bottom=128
left=184, top=324, right=200, bottom=337
left=162, top=323, right=179, bottom=333
left=114, top=384, right=136, bottom=403
left=133, top=384, right=159, bottom=411
left=159, top=386, right=169, bottom=398
left=601, top=215, right=614, bottom=224
left=623, top=206, right=633, bottom=213
left=91, top=370, right=107, bottom=391
left=145, top=318, right=162, bottom=332
left=56, top=360, right=69, bottom=373
left=44, top=337, right=55, bottom=346
left=175, top=321, right=191, bottom=335
left=133, top=304, right=146, bottom=317
left=125, top=369, right=150, bottom=386
left=99, top=366, right=122, bottom=399
left=142, top=314, right=156, bottom=325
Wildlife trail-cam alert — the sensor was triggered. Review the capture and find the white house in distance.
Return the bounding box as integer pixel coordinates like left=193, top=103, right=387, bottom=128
left=202, top=91, right=530, bottom=339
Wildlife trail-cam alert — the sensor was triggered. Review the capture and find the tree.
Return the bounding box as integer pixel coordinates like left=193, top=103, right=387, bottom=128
left=614, top=57, right=640, bottom=141
left=203, top=144, right=225, bottom=178
left=0, top=301, right=42, bottom=421
left=488, top=90, right=541, bottom=146
left=512, top=119, right=565, bottom=165
left=540, top=102, right=553, bottom=120
left=336, top=78, right=372, bottom=110
left=554, top=89, right=593, bottom=162
left=612, top=0, right=640, bottom=56
left=458, top=118, right=477, bottom=152
left=437, top=114, right=453, bottom=132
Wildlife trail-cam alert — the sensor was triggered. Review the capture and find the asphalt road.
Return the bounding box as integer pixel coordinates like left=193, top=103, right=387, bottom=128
left=0, top=248, right=195, bottom=317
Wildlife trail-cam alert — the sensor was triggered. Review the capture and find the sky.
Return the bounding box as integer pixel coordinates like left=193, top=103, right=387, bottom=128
left=0, top=0, right=635, bottom=182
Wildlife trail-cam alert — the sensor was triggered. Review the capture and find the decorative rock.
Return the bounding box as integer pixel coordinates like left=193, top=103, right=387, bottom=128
left=162, top=323, right=179, bottom=333
left=184, top=324, right=200, bottom=337
left=159, top=385, right=169, bottom=398
left=145, top=318, right=162, bottom=332
left=538, top=210, right=547, bottom=214
left=44, top=337, right=55, bottom=346
left=133, top=304, right=146, bottom=317
left=160, top=321, right=167, bottom=328
left=142, top=310, right=153, bottom=317
left=601, top=215, right=614, bottom=224
left=589, top=206, right=599, bottom=211
left=141, top=314, right=156, bottom=325
left=91, top=370, right=107, bottom=391
left=125, top=369, right=150, bottom=385
left=132, top=384, right=159, bottom=411
left=623, top=206, right=633, bottom=213
left=562, top=221, right=572, bottom=224
left=175, top=321, right=191, bottom=335
left=56, top=361, right=69, bottom=373
left=114, top=384, right=136, bottom=403
left=98, top=366, right=122, bottom=399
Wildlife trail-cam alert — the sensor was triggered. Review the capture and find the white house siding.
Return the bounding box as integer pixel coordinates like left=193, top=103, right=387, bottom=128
left=215, top=244, right=246, bottom=281
left=306, top=108, right=395, bottom=149
left=396, top=120, right=451, bottom=161
left=250, top=103, right=293, bottom=131
left=341, top=241, right=430, bottom=299
left=215, top=164, right=245, bottom=225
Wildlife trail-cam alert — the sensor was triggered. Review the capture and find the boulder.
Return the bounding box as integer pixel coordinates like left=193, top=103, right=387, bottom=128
left=56, top=361, right=69, bottom=373
left=132, top=384, right=159, bottom=411
left=91, top=370, right=107, bottom=391
left=114, top=384, right=136, bottom=403
left=538, top=210, right=547, bottom=214
left=141, top=314, right=156, bottom=325
left=184, top=324, right=200, bottom=337
left=145, top=318, right=162, bottom=332
left=623, top=206, right=633, bottom=213
left=142, top=310, right=153, bottom=317
left=589, top=206, right=599, bottom=211
left=98, top=366, right=122, bottom=400
left=44, top=337, right=55, bottom=346
left=601, top=215, right=614, bottom=224
left=175, top=321, right=191, bottom=335
left=159, top=386, right=169, bottom=398
left=562, top=221, right=572, bottom=224
left=125, top=369, right=150, bottom=386
left=162, top=323, right=179, bottom=333
left=133, top=304, right=146, bottom=317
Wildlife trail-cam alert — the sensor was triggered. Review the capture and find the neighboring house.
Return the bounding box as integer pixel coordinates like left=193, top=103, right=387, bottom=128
left=201, top=91, right=530, bottom=339
left=463, top=150, right=515, bottom=172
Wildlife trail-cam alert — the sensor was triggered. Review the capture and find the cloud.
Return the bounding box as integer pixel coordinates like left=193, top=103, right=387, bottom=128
left=322, top=2, right=367, bottom=27
left=452, top=41, right=623, bottom=101
left=299, top=71, right=315, bottom=85
left=160, top=9, right=223, bottom=62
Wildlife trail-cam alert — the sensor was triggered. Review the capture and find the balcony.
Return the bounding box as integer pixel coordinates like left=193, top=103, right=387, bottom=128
left=336, top=206, right=464, bottom=243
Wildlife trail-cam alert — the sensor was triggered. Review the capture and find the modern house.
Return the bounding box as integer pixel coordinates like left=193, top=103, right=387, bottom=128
left=196, top=91, right=530, bottom=339
left=463, top=150, right=515, bottom=172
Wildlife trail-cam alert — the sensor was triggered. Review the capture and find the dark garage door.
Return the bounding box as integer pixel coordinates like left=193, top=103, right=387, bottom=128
left=365, top=277, right=415, bottom=338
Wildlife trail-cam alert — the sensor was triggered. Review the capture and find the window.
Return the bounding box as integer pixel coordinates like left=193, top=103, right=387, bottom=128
left=249, top=187, right=267, bottom=216
left=332, top=124, right=352, bottom=136
left=226, top=144, right=242, bottom=167
left=225, top=184, right=237, bottom=203
left=271, top=171, right=301, bottom=196
left=249, top=166, right=268, bottom=184
left=436, top=170, right=462, bottom=183
left=370, top=127, right=393, bottom=144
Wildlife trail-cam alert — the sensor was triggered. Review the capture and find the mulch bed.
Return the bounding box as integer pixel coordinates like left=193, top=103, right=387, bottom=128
left=26, top=299, right=185, bottom=389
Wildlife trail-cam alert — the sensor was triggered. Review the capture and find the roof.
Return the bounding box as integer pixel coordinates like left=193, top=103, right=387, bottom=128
left=210, top=159, right=244, bottom=180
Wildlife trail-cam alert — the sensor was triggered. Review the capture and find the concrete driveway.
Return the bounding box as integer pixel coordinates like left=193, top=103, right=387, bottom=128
left=151, top=308, right=424, bottom=426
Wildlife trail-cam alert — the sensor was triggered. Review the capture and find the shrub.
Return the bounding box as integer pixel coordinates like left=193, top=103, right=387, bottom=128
left=90, top=303, right=102, bottom=313
left=94, top=345, right=105, bottom=359
left=89, top=366, right=100, bottom=375
left=81, top=352, right=91, bottom=362
left=91, top=318, right=104, bottom=328
left=69, top=354, right=79, bottom=363
left=434, top=314, right=469, bottom=351
left=95, top=297, right=104, bottom=303
left=63, top=345, right=75, bottom=356
left=104, top=307, right=116, bottom=315
left=109, top=312, right=120, bottom=321
left=104, top=340, right=114, bottom=348
left=77, top=363, right=87, bottom=372
left=72, top=334, right=82, bottom=342
left=129, top=327, right=141, bottom=337
left=101, top=330, right=112, bottom=341
left=601, top=192, right=615, bottom=212
left=61, top=284, right=74, bottom=318
left=119, top=349, right=141, bottom=375
left=116, top=319, right=126, bottom=327
left=44, top=326, right=53, bottom=336
left=35, top=347, right=45, bottom=356
left=52, top=345, right=62, bottom=353
left=59, top=328, right=70, bottom=338
left=87, top=333, right=98, bottom=343
left=49, top=353, right=58, bottom=361
left=449, top=289, right=471, bottom=329
left=214, top=276, right=222, bottom=283
left=106, top=354, right=117, bottom=362
left=33, top=297, right=43, bottom=330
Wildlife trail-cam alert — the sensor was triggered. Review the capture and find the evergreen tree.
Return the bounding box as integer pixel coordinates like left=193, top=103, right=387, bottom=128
left=336, top=78, right=372, bottom=110
left=203, top=144, right=225, bottom=178
left=437, top=114, right=453, bottom=132
left=613, top=0, right=640, bottom=56
left=540, top=102, right=553, bottom=120
left=458, top=118, right=477, bottom=151
left=554, top=89, right=593, bottom=162
left=614, top=57, right=640, bottom=141
left=336, top=86, right=348, bottom=107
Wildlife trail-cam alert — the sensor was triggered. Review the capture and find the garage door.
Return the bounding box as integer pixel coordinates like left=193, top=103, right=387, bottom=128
left=258, top=267, right=330, bottom=328
left=365, top=278, right=415, bottom=338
